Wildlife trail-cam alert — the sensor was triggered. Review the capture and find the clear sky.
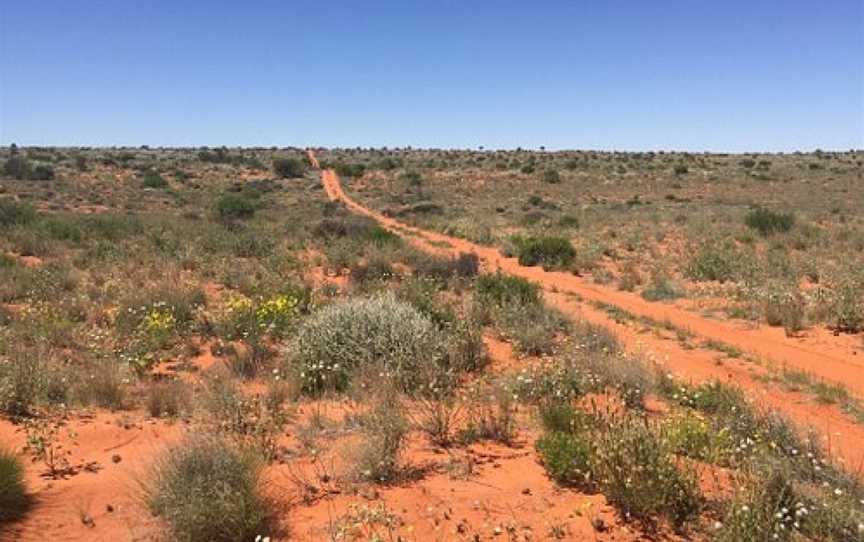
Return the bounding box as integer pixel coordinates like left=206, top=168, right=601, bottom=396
left=1, top=1, right=862, bottom=151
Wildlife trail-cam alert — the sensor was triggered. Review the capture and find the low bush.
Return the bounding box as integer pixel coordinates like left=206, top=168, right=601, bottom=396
left=592, top=414, right=701, bottom=531
left=542, top=168, right=561, bottom=183
left=141, top=169, right=168, bottom=189
left=215, top=193, right=258, bottom=220
left=513, top=236, right=576, bottom=269
left=536, top=431, right=593, bottom=488
left=475, top=272, right=540, bottom=307
left=745, top=208, right=795, bottom=236
left=273, top=157, right=305, bottom=178
left=351, top=398, right=408, bottom=483
left=144, top=434, right=270, bottom=542
left=290, top=293, right=444, bottom=395
left=0, top=200, right=38, bottom=229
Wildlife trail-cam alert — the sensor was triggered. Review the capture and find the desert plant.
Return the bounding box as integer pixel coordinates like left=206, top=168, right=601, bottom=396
left=0, top=447, right=28, bottom=522
left=513, top=235, right=576, bottom=269
left=745, top=208, right=795, bottom=236
left=351, top=398, right=409, bottom=483
left=542, top=168, right=561, bottom=184
left=273, top=157, right=305, bottom=178
left=145, top=434, right=270, bottom=542
left=146, top=379, right=191, bottom=418
left=141, top=169, right=168, bottom=189
left=592, top=414, right=701, bottom=531
left=535, top=431, right=593, bottom=488
left=475, top=272, right=540, bottom=307
left=290, top=292, right=444, bottom=394
left=215, top=193, right=258, bottom=220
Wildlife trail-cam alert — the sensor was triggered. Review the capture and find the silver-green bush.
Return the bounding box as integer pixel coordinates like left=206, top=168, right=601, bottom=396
left=290, top=292, right=444, bottom=394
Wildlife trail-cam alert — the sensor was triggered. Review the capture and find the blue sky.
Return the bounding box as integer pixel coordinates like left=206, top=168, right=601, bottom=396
left=1, top=1, right=862, bottom=151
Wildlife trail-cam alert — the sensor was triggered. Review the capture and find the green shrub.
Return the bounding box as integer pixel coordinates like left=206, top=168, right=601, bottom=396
left=476, top=272, right=540, bottom=307
left=29, top=164, right=55, bottom=181
left=0, top=200, right=37, bottom=229
left=686, top=242, right=742, bottom=283
left=536, top=431, right=593, bottom=488
left=333, top=162, right=366, bottom=178
left=141, top=169, right=168, bottom=189
left=290, top=293, right=444, bottom=395
left=2, top=156, right=31, bottom=179
left=640, top=269, right=682, bottom=301
left=215, top=193, right=258, bottom=220
left=0, top=448, right=28, bottom=523
left=273, top=157, right=305, bottom=178
left=513, top=236, right=576, bottom=269
left=745, top=208, right=795, bottom=236
left=145, top=434, right=269, bottom=542
left=592, top=415, right=701, bottom=531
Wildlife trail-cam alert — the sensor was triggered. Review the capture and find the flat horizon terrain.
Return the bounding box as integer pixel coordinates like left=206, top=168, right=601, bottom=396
left=1, top=145, right=863, bottom=541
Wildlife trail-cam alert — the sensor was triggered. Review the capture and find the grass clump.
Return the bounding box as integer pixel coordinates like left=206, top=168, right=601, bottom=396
left=745, top=207, right=795, bottom=236
left=290, top=292, right=443, bottom=395
left=351, top=397, right=409, bottom=484
left=0, top=448, right=28, bottom=523
left=513, top=235, right=576, bottom=269
left=145, top=434, right=270, bottom=542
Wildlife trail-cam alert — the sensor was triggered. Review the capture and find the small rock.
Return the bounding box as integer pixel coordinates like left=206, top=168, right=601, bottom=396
left=81, top=514, right=95, bottom=528
left=106, top=504, right=114, bottom=513
left=112, top=454, right=122, bottom=464
left=591, top=518, right=607, bottom=532
left=521, top=488, right=531, bottom=495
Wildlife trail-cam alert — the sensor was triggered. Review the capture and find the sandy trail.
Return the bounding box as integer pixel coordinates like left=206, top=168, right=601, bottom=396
left=311, top=152, right=864, bottom=472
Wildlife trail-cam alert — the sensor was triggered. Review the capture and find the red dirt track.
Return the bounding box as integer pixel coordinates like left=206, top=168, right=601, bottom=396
left=312, top=151, right=864, bottom=474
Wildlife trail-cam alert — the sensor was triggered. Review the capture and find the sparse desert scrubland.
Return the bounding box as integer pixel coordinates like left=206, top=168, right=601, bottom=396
left=1, top=145, right=863, bottom=541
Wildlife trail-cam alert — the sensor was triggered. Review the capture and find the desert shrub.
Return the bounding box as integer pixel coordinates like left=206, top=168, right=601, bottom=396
left=578, top=352, right=651, bottom=409
left=542, top=168, right=561, bottom=183
left=592, top=414, right=701, bottom=531
left=745, top=208, right=795, bottom=236
left=536, top=431, right=593, bottom=488
left=409, top=252, right=479, bottom=281
left=762, top=284, right=806, bottom=335
left=333, top=162, right=366, bottom=178
left=141, top=169, right=167, bottom=189
left=717, top=465, right=800, bottom=542
left=513, top=236, right=576, bottom=269
left=290, top=293, right=444, bottom=395
left=0, top=347, right=47, bottom=417
left=0, top=199, right=37, bottom=229
left=145, top=434, right=269, bottom=542
left=146, top=379, right=191, bottom=418
left=273, top=157, right=305, bottom=178
left=686, top=241, right=743, bottom=283
left=828, top=273, right=864, bottom=332
left=641, top=268, right=682, bottom=301
left=538, top=400, right=593, bottom=434
left=445, top=317, right=487, bottom=373
left=460, top=383, right=517, bottom=445
left=673, top=164, right=688, bottom=175
left=664, top=411, right=733, bottom=465
left=351, top=398, right=409, bottom=483
left=475, top=272, right=540, bottom=307
left=2, top=156, right=31, bottom=179
left=215, top=193, right=258, bottom=220
left=495, top=301, right=568, bottom=355
left=74, top=359, right=128, bottom=409
left=0, top=448, right=27, bottom=522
